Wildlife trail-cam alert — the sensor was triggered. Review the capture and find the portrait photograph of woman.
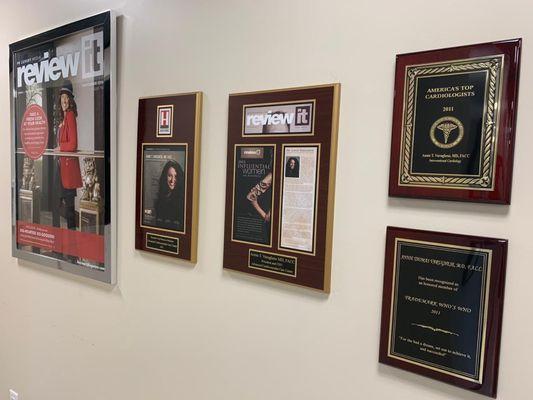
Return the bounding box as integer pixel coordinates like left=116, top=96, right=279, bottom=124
left=53, top=80, right=82, bottom=230
left=141, top=145, right=186, bottom=233
left=284, top=156, right=300, bottom=178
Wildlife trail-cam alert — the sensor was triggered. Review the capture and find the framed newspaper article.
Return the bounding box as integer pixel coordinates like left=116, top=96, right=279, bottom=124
left=135, top=92, right=202, bottom=261
left=10, top=11, right=116, bottom=283
left=223, top=84, right=340, bottom=292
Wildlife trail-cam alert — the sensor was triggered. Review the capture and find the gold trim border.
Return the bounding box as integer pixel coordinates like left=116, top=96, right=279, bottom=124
left=398, top=55, right=504, bottom=190
left=190, top=92, right=202, bottom=263
left=241, top=99, right=316, bottom=137
left=323, top=83, right=340, bottom=293
left=387, top=237, right=492, bottom=384
left=408, top=70, right=488, bottom=179
left=230, top=143, right=276, bottom=248
left=145, top=232, right=179, bottom=255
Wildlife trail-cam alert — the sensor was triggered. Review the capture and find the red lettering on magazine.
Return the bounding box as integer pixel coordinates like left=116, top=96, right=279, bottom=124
left=17, top=221, right=104, bottom=263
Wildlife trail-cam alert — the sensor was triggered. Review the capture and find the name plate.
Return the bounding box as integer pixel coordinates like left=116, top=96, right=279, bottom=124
left=146, top=233, right=179, bottom=255
left=379, top=227, right=508, bottom=397
left=248, top=249, right=297, bottom=277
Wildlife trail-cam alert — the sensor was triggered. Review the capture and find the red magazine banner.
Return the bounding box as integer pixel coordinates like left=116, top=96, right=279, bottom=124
left=20, top=104, right=48, bottom=160
left=17, top=221, right=104, bottom=263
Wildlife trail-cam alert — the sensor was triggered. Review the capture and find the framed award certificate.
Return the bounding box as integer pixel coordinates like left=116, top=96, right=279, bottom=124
left=388, top=39, right=521, bottom=204
left=379, top=227, right=508, bottom=397
left=135, top=92, right=202, bottom=262
left=223, top=84, right=340, bottom=292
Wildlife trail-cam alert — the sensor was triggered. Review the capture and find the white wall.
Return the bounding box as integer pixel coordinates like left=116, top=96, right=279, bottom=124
left=1, top=1, right=532, bottom=399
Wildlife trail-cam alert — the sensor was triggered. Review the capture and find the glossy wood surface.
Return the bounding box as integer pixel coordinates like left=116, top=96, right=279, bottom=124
left=135, top=93, right=201, bottom=262
left=223, top=84, right=339, bottom=291
left=388, top=39, right=521, bottom=204
left=379, top=226, right=508, bottom=397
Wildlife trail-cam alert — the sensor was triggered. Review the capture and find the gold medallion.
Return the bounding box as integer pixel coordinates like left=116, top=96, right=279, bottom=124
left=430, top=116, right=464, bottom=149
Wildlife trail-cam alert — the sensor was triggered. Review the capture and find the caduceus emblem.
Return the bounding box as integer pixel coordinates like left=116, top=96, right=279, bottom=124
left=436, top=122, right=458, bottom=144
left=430, top=117, right=464, bottom=149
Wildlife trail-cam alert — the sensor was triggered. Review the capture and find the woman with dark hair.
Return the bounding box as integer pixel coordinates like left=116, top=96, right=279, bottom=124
left=51, top=79, right=82, bottom=262
left=155, top=159, right=185, bottom=231
left=54, top=80, right=82, bottom=231
left=285, top=157, right=300, bottom=178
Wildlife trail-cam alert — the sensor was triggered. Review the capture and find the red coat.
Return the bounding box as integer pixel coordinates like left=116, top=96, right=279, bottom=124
left=59, top=110, right=82, bottom=189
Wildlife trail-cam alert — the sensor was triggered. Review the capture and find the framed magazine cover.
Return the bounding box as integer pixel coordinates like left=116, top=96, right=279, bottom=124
left=9, top=11, right=117, bottom=283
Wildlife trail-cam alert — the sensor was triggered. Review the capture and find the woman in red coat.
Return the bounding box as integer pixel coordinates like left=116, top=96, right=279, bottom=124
left=55, top=80, right=82, bottom=230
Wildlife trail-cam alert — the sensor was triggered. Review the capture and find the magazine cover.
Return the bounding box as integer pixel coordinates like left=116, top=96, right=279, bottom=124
left=232, top=145, right=275, bottom=246
left=141, top=145, right=187, bottom=233
left=9, top=11, right=116, bottom=283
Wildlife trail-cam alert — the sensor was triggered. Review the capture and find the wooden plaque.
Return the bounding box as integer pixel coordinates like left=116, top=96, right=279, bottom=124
left=379, top=226, right=508, bottom=397
left=388, top=39, right=521, bottom=204
left=135, top=92, right=202, bottom=262
left=223, top=84, right=340, bottom=292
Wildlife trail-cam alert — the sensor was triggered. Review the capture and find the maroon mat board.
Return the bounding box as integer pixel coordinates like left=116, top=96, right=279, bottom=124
left=223, top=84, right=340, bottom=292
left=135, top=92, right=202, bottom=262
